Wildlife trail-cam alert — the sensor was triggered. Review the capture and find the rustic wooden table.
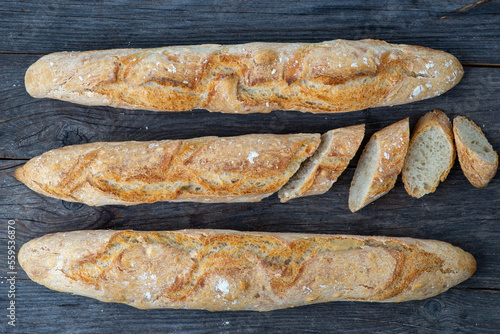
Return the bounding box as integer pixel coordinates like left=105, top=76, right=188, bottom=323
left=1, top=1, right=499, bottom=333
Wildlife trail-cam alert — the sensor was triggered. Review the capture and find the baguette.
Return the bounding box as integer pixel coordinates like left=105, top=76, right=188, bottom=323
left=453, top=116, right=498, bottom=188
left=279, top=124, right=365, bottom=202
left=403, top=110, right=455, bottom=198
left=15, top=133, right=320, bottom=206
left=19, top=229, right=476, bottom=311
left=25, top=39, right=463, bottom=114
left=349, top=118, right=409, bottom=212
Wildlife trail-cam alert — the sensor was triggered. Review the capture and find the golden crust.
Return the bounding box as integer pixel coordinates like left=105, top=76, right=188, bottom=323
left=279, top=124, right=365, bottom=202
left=349, top=118, right=410, bottom=212
left=25, top=39, right=463, bottom=114
left=453, top=116, right=498, bottom=188
left=403, top=109, right=456, bottom=197
left=15, top=134, right=320, bottom=206
left=18, top=229, right=476, bottom=311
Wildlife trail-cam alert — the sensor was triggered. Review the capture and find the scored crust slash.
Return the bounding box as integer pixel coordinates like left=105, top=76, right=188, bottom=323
left=25, top=39, right=463, bottom=114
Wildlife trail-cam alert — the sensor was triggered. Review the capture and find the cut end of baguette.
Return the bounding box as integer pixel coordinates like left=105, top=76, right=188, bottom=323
left=349, top=118, right=409, bottom=212
left=403, top=110, right=455, bottom=198
left=403, top=127, right=452, bottom=196
left=348, top=139, right=379, bottom=212
left=279, top=124, right=365, bottom=202
left=453, top=116, right=498, bottom=188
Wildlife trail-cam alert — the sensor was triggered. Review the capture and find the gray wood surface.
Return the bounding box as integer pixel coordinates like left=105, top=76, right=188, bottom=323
left=1, top=0, right=499, bottom=64
left=0, top=0, right=499, bottom=333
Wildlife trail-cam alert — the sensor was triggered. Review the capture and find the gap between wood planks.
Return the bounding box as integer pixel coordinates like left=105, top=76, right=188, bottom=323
left=0, top=157, right=28, bottom=160
left=0, top=51, right=47, bottom=55
left=453, top=287, right=500, bottom=292
left=462, top=63, right=500, bottom=68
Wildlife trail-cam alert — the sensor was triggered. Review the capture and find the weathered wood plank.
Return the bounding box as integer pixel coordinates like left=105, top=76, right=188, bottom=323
left=0, top=53, right=499, bottom=160
left=0, top=0, right=499, bottom=63
left=1, top=160, right=498, bottom=289
left=1, top=1, right=499, bottom=332
left=1, top=281, right=498, bottom=333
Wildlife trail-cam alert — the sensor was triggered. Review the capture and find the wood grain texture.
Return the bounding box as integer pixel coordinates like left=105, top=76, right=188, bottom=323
left=0, top=0, right=499, bottom=333
left=0, top=0, right=499, bottom=64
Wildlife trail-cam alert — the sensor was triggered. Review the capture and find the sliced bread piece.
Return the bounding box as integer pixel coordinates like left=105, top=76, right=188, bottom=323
left=279, top=124, right=365, bottom=202
left=402, top=109, right=455, bottom=198
left=453, top=116, right=498, bottom=188
left=348, top=119, right=409, bottom=212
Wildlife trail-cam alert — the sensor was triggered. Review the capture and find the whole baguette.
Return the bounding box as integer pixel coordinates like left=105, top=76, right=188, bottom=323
left=19, top=229, right=476, bottom=311
left=25, top=39, right=463, bottom=114
left=14, top=133, right=320, bottom=206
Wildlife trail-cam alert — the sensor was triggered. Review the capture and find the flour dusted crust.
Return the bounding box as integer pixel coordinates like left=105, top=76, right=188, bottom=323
left=18, top=229, right=476, bottom=311
left=14, top=133, right=320, bottom=206
left=25, top=39, right=463, bottom=114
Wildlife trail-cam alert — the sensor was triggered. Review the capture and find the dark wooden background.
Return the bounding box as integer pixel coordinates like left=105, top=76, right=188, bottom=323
left=1, top=1, right=499, bottom=333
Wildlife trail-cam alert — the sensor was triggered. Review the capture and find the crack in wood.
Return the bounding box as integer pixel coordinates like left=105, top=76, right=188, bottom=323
left=440, top=0, right=493, bottom=19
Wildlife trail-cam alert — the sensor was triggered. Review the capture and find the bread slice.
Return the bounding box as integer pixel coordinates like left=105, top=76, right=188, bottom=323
left=453, top=116, right=498, bottom=188
left=402, top=109, right=455, bottom=198
left=348, top=119, right=409, bottom=212
left=279, top=124, right=365, bottom=202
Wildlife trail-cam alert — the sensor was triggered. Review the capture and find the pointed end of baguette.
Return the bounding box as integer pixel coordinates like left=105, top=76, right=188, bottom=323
left=25, top=55, right=55, bottom=98
left=14, top=163, right=26, bottom=183
left=379, top=47, right=463, bottom=108
left=19, top=230, right=119, bottom=296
